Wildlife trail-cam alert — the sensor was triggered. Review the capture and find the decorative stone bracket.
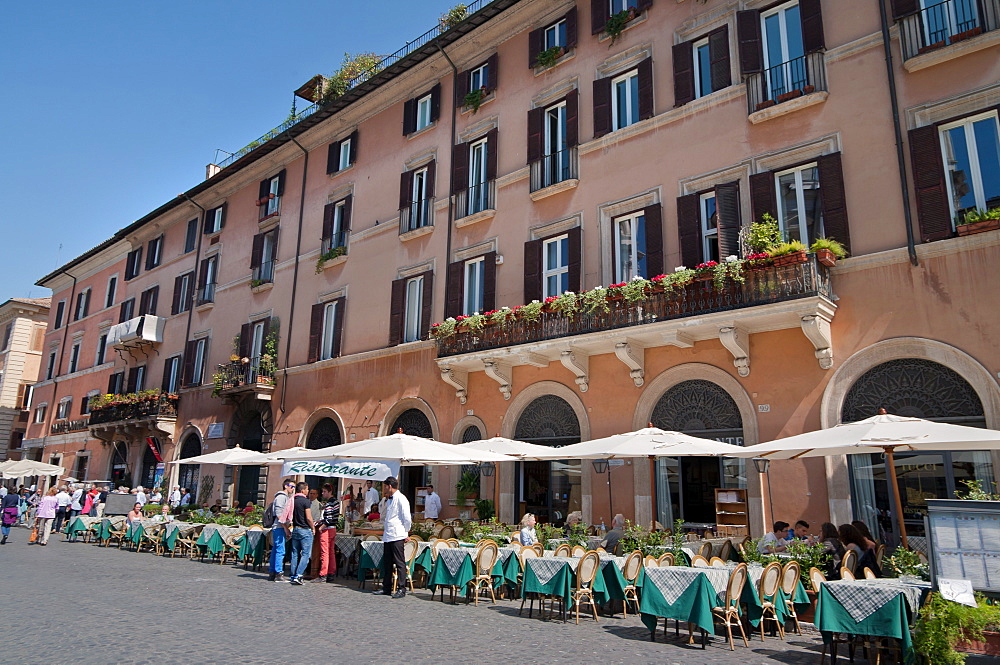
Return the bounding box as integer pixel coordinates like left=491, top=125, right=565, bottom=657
left=440, top=366, right=469, bottom=404
left=800, top=313, right=834, bottom=370
left=559, top=348, right=590, bottom=392
left=718, top=325, right=750, bottom=377
left=614, top=339, right=645, bottom=386
left=483, top=359, right=513, bottom=400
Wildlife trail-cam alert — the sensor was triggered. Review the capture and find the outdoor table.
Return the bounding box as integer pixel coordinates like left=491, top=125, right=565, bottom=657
left=335, top=534, right=360, bottom=559
left=65, top=516, right=102, bottom=541
left=680, top=538, right=732, bottom=561
left=594, top=553, right=643, bottom=604
left=95, top=516, right=126, bottom=542
left=428, top=547, right=478, bottom=596
left=815, top=578, right=931, bottom=662
left=412, top=541, right=434, bottom=574
left=197, top=524, right=246, bottom=557
left=496, top=546, right=521, bottom=587
left=162, top=522, right=201, bottom=551
left=547, top=537, right=604, bottom=550
left=126, top=520, right=159, bottom=546
left=521, top=556, right=612, bottom=614
left=639, top=566, right=724, bottom=638
left=357, top=540, right=384, bottom=582
left=236, top=529, right=267, bottom=566
left=738, top=563, right=810, bottom=627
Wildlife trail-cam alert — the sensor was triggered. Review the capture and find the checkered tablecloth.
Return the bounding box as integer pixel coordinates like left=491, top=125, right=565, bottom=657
left=823, top=579, right=931, bottom=623
left=642, top=566, right=731, bottom=605
left=202, top=525, right=246, bottom=542
left=497, top=546, right=519, bottom=565
left=437, top=547, right=474, bottom=576
left=77, top=516, right=103, bottom=529
left=527, top=556, right=580, bottom=585
left=908, top=536, right=928, bottom=556
left=335, top=535, right=360, bottom=558
left=241, top=529, right=265, bottom=549
left=361, top=540, right=384, bottom=568
left=164, top=522, right=201, bottom=538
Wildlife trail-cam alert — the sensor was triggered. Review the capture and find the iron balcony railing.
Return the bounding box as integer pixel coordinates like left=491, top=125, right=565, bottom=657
left=530, top=147, right=579, bottom=192
left=399, top=197, right=435, bottom=234
left=197, top=283, right=216, bottom=305
left=321, top=231, right=348, bottom=255
left=455, top=180, right=496, bottom=218
left=898, top=0, right=999, bottom=60
left=88, top=395, right=179, bottom=426
left=746, top=52, right=827, bottom=115
left=437, top=256, right=833, bottom=357
left=215, top=356, right=276, bottom=391
left=252, top=261, right=275, bottom=285
left=50, top=418, right=90, bottom=435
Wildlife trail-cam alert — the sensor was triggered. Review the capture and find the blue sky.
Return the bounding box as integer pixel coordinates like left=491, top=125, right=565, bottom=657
left=0, top=0, right=460, bottom=299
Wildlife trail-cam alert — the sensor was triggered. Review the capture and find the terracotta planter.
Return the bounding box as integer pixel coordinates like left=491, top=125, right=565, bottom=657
left=694, top=273, right=714, bottom=282
left=803, top=84, right=816, bottom=94
left=755, top=99, right=776, bottom=111
left=919, top=39, right=946, bottom=54
left=772, top=250, right=808, bottom=267
left=956, top=219, right=1000, bottom=236
left=950, top=26, right=983, bottom=43
left=778, top=89, right=803, bottom=103
left=957, top=630, right=1000, bottom=656
left=815, top=248, right=838, bottom=267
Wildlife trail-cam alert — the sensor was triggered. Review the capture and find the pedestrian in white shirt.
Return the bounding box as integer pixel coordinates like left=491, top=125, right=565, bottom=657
left=169, top=486, right=181, bottom=507
left=374, top=476, right=411, bottom=599
left=54, top=488, right=72, bottom=533
left=135, top=486, right=147, bottom=506
left=363, top=480, right=380, bottom=514
left=423, top=485, right=441, bottom=520
left=149, top=489, right=162, bottom=505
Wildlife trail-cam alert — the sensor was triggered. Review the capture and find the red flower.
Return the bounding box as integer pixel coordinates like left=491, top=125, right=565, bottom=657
left=651, top=275, right=667, bottom=282
left=544, top=296, right=558, bottom=304
left=609, top=282, right=626, bottom=289
left=695, top=261, right=719, bottom=270
left=455, top=315, right=467, bottom=321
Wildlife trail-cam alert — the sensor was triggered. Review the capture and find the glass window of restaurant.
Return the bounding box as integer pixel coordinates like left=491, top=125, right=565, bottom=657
left=514, top=394, right=581, bottom=526
left=391, top=408, right=434, bottom=505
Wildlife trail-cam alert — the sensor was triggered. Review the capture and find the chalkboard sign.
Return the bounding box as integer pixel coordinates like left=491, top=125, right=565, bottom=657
left=926, top=499, right=1000, bottom=593
left=103, top=493, right=140, bottom=516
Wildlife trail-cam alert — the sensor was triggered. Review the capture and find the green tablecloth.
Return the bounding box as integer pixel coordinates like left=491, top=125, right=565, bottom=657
left=197, top=529, right=226, bottom=556
left=815, top=585, right=915, bottom=663
left=163, top=526, right=180, bottom=551
left=414, top=547, right=434, bottom=574
left=65, top=517, right=92, bottom=539
left=639, top=572, right=718, bottom=635
left=237, top=530, right=267, bottom=566
left=95, top=519, right=114, bottom=542
left=497, top=551, right=520, bottom=587
left=742, top=577, right=810, bottom=627
left=428, top=554, right=476, bottom=592
left=127, top=523, right=145, bottom=546
left=358, top=545, right=379, bottom=582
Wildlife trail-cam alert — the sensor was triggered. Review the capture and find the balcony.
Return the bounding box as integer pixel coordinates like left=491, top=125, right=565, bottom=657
left=251, top=261, right=275, bottom=288
left=213, top=356, right=276, bottom=401
left=435, top=257, right=837, bottom=403
left=50, top=418, right=90, bottom=435
left=746, top=53, right=827, bottom=121
left=106, top=315, right=164, bottom=352
left=454, top=181, right=496, bottom=226
left=197, top=283, right=216, bottom=306
left=88, top=393, right=179, bottom=442
left=399, top=197, right=435, bottom=237
left=529, top=148, right=579, bottom=199
left=898, top=0, right=1000, bottom=68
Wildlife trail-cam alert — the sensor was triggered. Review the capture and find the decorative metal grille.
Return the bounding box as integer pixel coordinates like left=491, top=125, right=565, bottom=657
left=177, top=435, right=201, bottom=499
left=842, top=358, right=984, bottom=423
left=391, top=408, right=433, bottom=438
left=307, top=417, right=342, bottom=449
left=514, top=395, right=580, bottom=444
left=651, top=380, right=743, bottom=432
left=461, top=425, right=483, bottom=443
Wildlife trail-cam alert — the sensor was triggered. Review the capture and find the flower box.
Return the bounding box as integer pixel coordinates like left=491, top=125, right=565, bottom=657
left=918, top=39, right=946, bottom=54
left=950, top=26, right=983, bottom=43
left=803, top=84, right=816, bottom=94
left=772, top=250, right=808, bottom=267
left=755, top=99, right=776, bottom=112
left=956, top=219, right=1000, bottom=236
left=957, top=630, right=1000, bottom=656
left=815, top=248, right=838, bottom=267
left=777, top=89, right=803, bottom=103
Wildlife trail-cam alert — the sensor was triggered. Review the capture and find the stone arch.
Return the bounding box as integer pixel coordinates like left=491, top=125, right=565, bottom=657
left=173, top=425, right=204, bottom=460
left=297, top=407, right=346, bottom=449
left=176, top=432, right=203, bottom=501
left=451, top=414, right=489, bottom=444
left=227, top=399, right=274, bottom=451
left=379, top=397, right=440, bottom=439
left=499, top=381, right=591, bottom=442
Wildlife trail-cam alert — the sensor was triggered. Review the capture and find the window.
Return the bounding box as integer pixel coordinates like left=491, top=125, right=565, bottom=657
left=544, top=19, right=567, bottom=50
left=2, top=322, right=12, bottom=351
left=775, top=163, right=823, bottom=245
left=612, top=70, right=640, bottom=131
left=338, top=138, right=352, bottom=171
left=416, top=94, right=433, bottom=131
left=400, top=165, right=433, bottom=233
left=107, top=371, right=125, bottom=395
left=34, top=404, right=46, bottom=424
left=125, top=247, right=143, bottom=280
left=204, top=205, right=226, bottom=234
left=198, top=255, right=219, bottom=304
left=258, top=172, right=284, bottom=219
left=319, top=300, right=339, bottom=361
left=184, top=338, right=208, bottom=386
left=69, top=342, right=81, bottom=374
left=919, top=0, right=981, bottom=47
left=326, top=131, right=358, bottom=174
left=250, top=320, right=266, bottom=359
left=251, top=230, right=278, bottom=283
left=404, top=85, right=440, bottom=135
left=96, top=332, right=108, bottom=365
left=463, top=257, right=485, bottom=315
left=468, top=139, right=489, bottom=215
left=162, top=355, right=182, bottom=393
left=403, top=275, right=424, bottom=343
left=266, top=175, right=281, bottom=216
left=145, top=235, right=163, bottom=270
left=693, top=39, right=713, bottom=99
left=613, top=212, right=648, bottom=282
left=82, top=390, right=99, bottom=415
left=310, top=299, right=344, bottom=362
left=762, top=2, right=806, bottom=100
left=119, top=297, right=136, bottom=323
left=54, top=300, right=65, bottom=329
left=56, top=398, right=72, bottom=420
left=322, top=198, right=350, bottom=253
left=939, top=111, right=1000, bottom=223
left=105, top=275, right=117, bottom=308
left=534, top=100, right=575, bottom=189
left=172, top=272, right=194, bottom=315
left=184, top=218, right=198, bottom=253
left=470, top=63, right=489, bottom=93
left=138, top=286, right=159, bottom=316
left=543, top=235, right=570, bottom=298
left=528, top=8, right=577, bottom=67
left=73, top=455, right=89, bottom=480
left=610, top=0, right=639, bottom=13
left=700, top=193, right=720, bottom=263
left=73, top=288, right=90, bottom=321
left=45, top=351, right=56, bottom=380
left=128, top=366, right=146, bottom=393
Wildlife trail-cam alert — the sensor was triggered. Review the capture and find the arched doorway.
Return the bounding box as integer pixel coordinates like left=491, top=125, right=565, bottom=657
left=843, top=358, right=990, bottom=544
left=651, top=380, right=745, bottom=525
left=391, top=408, right=433, bottom=506
left=139, top=437, right=162, bottom=490
left=177, top=435, right=201, bottom=503
left=514, top=395, right=581, bottom=525
left=109, top=441, right=129, bottom=488
left=305, top=417, right=342, bottom=491
left=236, top=411, right=267, bottom=506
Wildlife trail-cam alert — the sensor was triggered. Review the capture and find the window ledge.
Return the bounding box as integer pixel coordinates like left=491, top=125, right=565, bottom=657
left=903, top=29, right=1000, bottom=72
left=195, top=302, right=215, bottom=312
left=748, top=91, right=828, bottom=125
left=530, top=178, right=579, bottom=201
left=455, top=209, right=496, bottom=228
left=328, top=164, right=354, bottom=179
left=532, top=50, right=576, bottom=76
left=258, top=213, right=280, bottom=231
left=318, top=254, right=348, bottom=271
left=461, top=92, right=496, bottom=116
left=406, top=122, right=437, bottom=140
left=399, top=225, right=434, bottom=241
left=597, top=11, right=647, bottom=45
left=251, top=282, right=274, bottom=294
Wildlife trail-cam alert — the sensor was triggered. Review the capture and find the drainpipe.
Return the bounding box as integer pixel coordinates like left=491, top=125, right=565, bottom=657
left=878, top=0, right=919, bottom=266
left=179, top=193, right=207, bottom=354
left=38, top=270, right=78, bottom=481
left=279, top=137, right=310, bottom=415
left=436, top=42, right=459, bottom=307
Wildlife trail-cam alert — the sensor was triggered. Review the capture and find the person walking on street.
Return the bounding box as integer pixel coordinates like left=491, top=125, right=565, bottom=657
left=375, top=476, right=411, bottom=599
left=36, top=488, right=59, bottom=545
left=268, top=479, right=295, bottom=582
left=169, top=486, right=181, bottom=508
left=26, top=488, right=41, bottom=527
left=68, top=485, right=84, bottom=525
left=53, top=487, right=71, bottom=534
left=283, top=482, right=314, bottom=585
left=1, top=492, right=19, bottom=543
left=96, top=486, right=109, bottom=518
left=313, top=483, right=340, bottom=583
left=423, top=485, right=441, bottom=520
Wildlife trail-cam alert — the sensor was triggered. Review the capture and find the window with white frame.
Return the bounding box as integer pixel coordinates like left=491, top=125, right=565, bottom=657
left=416, top=94, right=433, bottom=132
left=206, top=205, right=225, bottom=234
left=199, top=255, right=218, bottom=304
left=410, top=167, right=430, bottom=229
left=74, top=288, right=90, bottom=321
left=700, top=193, right=720, bottom=263
left=403, top=276, right=424, bottom=343
left=338, top=137, right=352, bottom=171
left=463, top=257, right=485, bottom=316
left=54, top=300, right=65, bottom=329
left=542, top=235, right=570, bottom=299
left=610, top=0, right=638, bottom=13
left=69, top=341, right=81, bottom=374
left=612, top=70, right=640, bottom=131
left=761, top=2, right=806, bottom=100
left=191, top=338, right=207, bottom=385
left=324, top=200, right=349, bottom=252
left=693, top=38, right=713, bottom=99
left=105, top=276, right=117, bottom=308
left=469, top=63, right=489, bottom=93
left=96, top=332, right=108, bottom=365
left=775, top=163, right=824, bottom=246
left=613, top=212, right=647, bottom=282
left=163, top=355, right=182, bottom=393
left=266, top=175, right=281, bottom=216
left=56, top=397, right=72, bottom=420
left=544, top=19, right=567, bottom=50
left=83, top=390, right=99, bottom=415
left=468, top=139, right=489, bottom=215
left=257, top=230, right=278, bottom=283
left=542, top=102, right=570, bottom=187
left=34, top=403, right=46, bottom=424
left=320, top=300, right=339, bottom=361
left=175, top=272, right=194, bottom=315
left=939, top=111, right=1000, bottom=224
left=146, top=235, right=163, bottom=269
left=250, top=321, right=266, bottom=359
left=134, top=366, right=146, bottom=392
left=108, top=371, right=124, bottom=395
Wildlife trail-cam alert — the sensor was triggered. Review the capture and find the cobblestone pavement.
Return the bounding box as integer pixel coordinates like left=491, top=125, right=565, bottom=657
left=0, top=528, right=830, bottom=664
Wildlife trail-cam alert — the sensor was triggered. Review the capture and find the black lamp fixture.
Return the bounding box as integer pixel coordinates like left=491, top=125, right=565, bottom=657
left=592, top=459, right=609, bottom=474
left=478, top=461, right=495, bottom=477
left=752, top=457, right=771, bottom=474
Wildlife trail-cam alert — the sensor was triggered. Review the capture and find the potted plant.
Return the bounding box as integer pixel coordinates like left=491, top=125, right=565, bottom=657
left=956, top=207, right=1000, bottom=236
left=810, top=237, right=848, bottom=267
left=535, top=45, right=565, bottom=68
left=777, top=89, right=803, bottom=103
left=314, top=245, right=347, bottom=273
left=473, top=498, right=494, bottom=521
left=463, top=86, right=487, bottom=114
left=746, top=213, right=783, bottom=254
left=456, top=471, right=480, bottom=502
left=914, top=592, right=1000, bottom=663
left=755, top=99, right=776, bottom=111
left=438, top=3, right=468, bottom=32
left=768, top=240, right=808, bottom=266
left=581, top=286, right=611, bottom=315
left=604, top=9, right=634, bottom=45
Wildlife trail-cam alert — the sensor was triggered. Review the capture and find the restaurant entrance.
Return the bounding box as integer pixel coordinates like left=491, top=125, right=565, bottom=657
left=391, top=408, right=433, bottom=507
left=514, top=395, right=581, bottom=526
left=236, top=413, right=266, bottom=507
left=305, top=417, right=341, bottom=492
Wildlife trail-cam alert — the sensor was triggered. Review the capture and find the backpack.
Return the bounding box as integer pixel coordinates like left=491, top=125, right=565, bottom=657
left=262, top=491, right=285, bottom=528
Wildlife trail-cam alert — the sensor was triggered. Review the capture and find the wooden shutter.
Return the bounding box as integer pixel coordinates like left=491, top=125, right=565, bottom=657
left=673, top=41, right=695, bottom=107
left=147, top=287, right=158, bottom=316
left=402, top=98, right=416, bottom=135
left=565, top=6, right=578, bottom=48
left=483, top=251, right=497, bottom=311
left=145, top=239, right=156, bottom=270
left=677, top=194, right=702, bottom=267
left=388, top=278, right=406, bottom=346
left=219, top=202, right=227, bottom=228
left=567, top=227, right=583, bottom=293
left=308, top=302, right=324, bottom=363
left=331, top=298, right=345, bottom=358
left=528, top=27, right=543, bottom=68
left=486, top=53, right=499, bottom=92
left=566, top=90, right=580, bottom=147
left=82, top=290, right=91, bottom=318
left=817, top=152, right=852, bottom=252
left=636, top=0, right=652, bottom=10
left=486, top=128, right=498, bottom=181
left=322, top=203, right=336, bottom=241
left=637, top=57, right=654, bottom=120
left=527, top=107, right=544, bottom=163
left=203, top=208, right=214, bottom=234
left=54, top=300, right=65, bottom=328
left=326, top=140, right=341, bottom=174
left=258, top=177, right=270, bottom=201
left=890, top=0, right=920, bottom=20
left=108, top=372, right=120, bottom=395
left=139, top=289, right=150, bottom=316
left=523, top=239, right=543, bottom=302
left=430, top=83, right=441, bottom=123
left=445, top=261, right=464, bottom=319
left=736, top=10, right=763, bottom=75
left=452, top=141, right=469, bottom=195
left=172, top=275, right=184, bottom=315
left=126, top=367, right=140, bottom=394
left=593, top=76, right=612, bottom=138
left=455, top=68, right=469, bottom=107
left=750, top=171, right=777, bottom=223
left=799, top=0, right=825, bottom=53
left=197, top=258, right=210, bottom=291
left=425, top=160, right=436, bottom=198
left=182, top=341, right=197, bottom=386
left=161, top=359, right=172, bottom=392
left=119, top=299, right=130, bottom=323
left=909, top=125, right=953, bottom=242
left=238, top=323, right=251, bottom=359
left=420, top=270, right=434, bottom=338
left=250, top=233, right=264, bottom=269
left=591, top=0, right=608, bottom=34
left=275, top=169, right=286, bottom=197
left=399, top=170, right=413, bottom=209
left=708, top=25, right=731, bottom=92
left=342, top=195, right=352, bottom=234
left=643, top=204, right=664, bottom=277
left=349, top=130, right=358, bottom=164
left=715, top=181, right=742, bottom=259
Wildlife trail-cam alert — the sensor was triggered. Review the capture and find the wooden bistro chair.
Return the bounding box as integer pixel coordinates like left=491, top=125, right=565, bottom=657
left=875, top=543, right=886, bottom=569
left=644, top=555, right=658, bottom=567
left=138, top=524, right=166, bottom=555
left=219, top=531, right=243, bottom=565
left=446, top=538, right=460, bottom=548
left=621, top=551, right=643, bottom=616
left=518, top=547, right=543, bottom=617
left=438, top=525, right=456, bottom=540
left=656, top=552, right=675, bottom=567
left=809, top=567, right=827, bottom=593
left=691, top=554, right=711, bottom=568
left=554, top=543, right=572, bottom=557
left=571, top=544, right=587, bottom=558
left=697, top=541, right=713, bottom=559
left=711, top=562, right=750, bottom=651
left=757, top=562, right=786, bottom=641
left=710, top=556, right=727, bottom=568
left=718, top=539, right=734, bottom=562
left=429, top=539, right=457, bottom=601
left=863, top=567, right=878, bottom=580
left=780, top=561, right=803, bottom=636
left=840, top=567, right=857, bottom=581
left=107, top=521, right=129, bottom=549
left=571, top=551, right=601, bottom=624
left=841, top=549, right=858, bottom=576
left=397, top=537, right=418, bottom=594
left=467, top=540, right=499, bottom=605
left=174, top=525, right=204, bottom=559
left=531, top=542, right=544, bottom=556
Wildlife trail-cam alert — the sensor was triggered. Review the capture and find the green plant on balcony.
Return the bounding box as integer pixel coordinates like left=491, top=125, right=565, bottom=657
left=535, top=45, right=565, bottom=68
left=515, top=300, right=544, bottom=323
left=463, top=87, right=487, bottom=114
left=459, top=312, right=487, bottom=333
left=609, top=276, right=649, bottom=303
left=322, top=52, right=385, bottom=103
left=581, top=286, right=610, bottom=315
left=430, top=317, right=458, bottom=339
left=605, top=9, right=635, bottom=46
left=250, top=278, right=267, bottom=289
left=746, top=213, right=782, bottom=254
left=314, top=245, right=347, bottom=273
left=713, top=256, right=746, bottom=288
left=546, top=291, right=579, bottom=317
left=488, top=306, right=515, bottom=326
left=439, top=3, right=468, bottom=31
left=962, top=206, right=1000, bottom=224
left=810, top=237, right=848, bottom=258
left=768, top=240, right=807, bottom=257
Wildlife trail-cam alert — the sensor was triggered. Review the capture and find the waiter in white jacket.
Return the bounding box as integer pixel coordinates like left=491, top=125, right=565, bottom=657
left=375, top=476, right=411, bottom=599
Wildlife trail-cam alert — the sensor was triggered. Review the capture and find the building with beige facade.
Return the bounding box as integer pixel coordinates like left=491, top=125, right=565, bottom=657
left=22, top=0, right=1000, bottom=543
left=0, top=297, right=49, bottom=463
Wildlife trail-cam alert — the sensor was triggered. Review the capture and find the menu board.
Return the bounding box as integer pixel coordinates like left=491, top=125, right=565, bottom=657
left=927, top=500, right=1000, bottom=592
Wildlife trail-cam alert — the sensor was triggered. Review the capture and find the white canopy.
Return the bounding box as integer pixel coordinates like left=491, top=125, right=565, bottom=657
left=456, top=437, right=556, bottom=460
left=276, top=431, right=516, bottom=465
left=167, top=446, right=270, bottom=466
left=530, top=426, right=747, bottom=460
left=1, top=459, right=66, bottom=479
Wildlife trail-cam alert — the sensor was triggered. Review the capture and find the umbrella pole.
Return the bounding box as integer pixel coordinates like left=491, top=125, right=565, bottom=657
left=494, top=467, right=500, bottom=523
left=648, top=455, right=657, bottom=531
left=883, top=446, right=909, bottom=549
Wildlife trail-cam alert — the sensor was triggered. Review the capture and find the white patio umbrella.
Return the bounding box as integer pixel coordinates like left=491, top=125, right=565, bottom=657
left=166, top=446, right=270, bottom=466
left=276, top=431, right=516, bottom=465
left=1, top=459, right=66, bottom=479
left=727, top=411, right=1000, bottom=547
left=456, top=437, right=558, bottom=515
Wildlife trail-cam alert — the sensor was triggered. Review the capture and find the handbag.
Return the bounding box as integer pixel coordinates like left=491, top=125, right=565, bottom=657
left=29, top=526, right=38, bottom=543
